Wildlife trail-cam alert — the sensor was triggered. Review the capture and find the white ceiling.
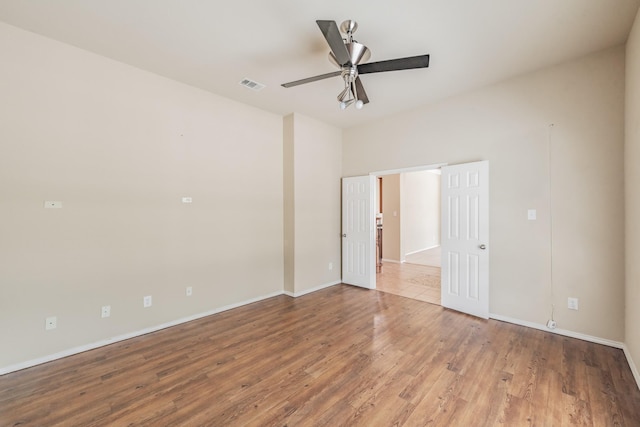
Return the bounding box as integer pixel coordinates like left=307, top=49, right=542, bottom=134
left=1, top=1, right=638, bottom=128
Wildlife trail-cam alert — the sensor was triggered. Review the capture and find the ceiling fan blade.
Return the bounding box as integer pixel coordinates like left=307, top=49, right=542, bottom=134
left=353, top=77, right=369, bottom=104
left=281, top=71, right=341, bottom=88
left=358, top=54, right=430, bottom=74
left=316, top=20, right=351, bottom=66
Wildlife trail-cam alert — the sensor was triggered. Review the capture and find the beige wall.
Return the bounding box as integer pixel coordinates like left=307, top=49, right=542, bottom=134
left=283, top=115, right=295, bottom=294
left=401, top=170, right=441, bottom=256
left=626, top=9, right=640, bottom=381
left=344, top=46, right=626, bottom=342
left=0, top=23, right=284, bottom=370
left=381, top=175, right=401, bottom=261
left=284, top=113, right=342, bottom=295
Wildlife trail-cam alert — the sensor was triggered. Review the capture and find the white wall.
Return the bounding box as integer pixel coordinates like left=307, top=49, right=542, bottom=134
left=0, top=22, right=284, bottom=371
left=284, top=113, right=342, bottom=295
left=625, top=8, right=640, bottom=382
left=401, top=170, right=441, bottom=256
left=344, top=46, right=625, bottom=342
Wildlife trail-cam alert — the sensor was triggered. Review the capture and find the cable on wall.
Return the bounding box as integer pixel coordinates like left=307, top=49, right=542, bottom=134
left=547, top=123, right=556, bottom=328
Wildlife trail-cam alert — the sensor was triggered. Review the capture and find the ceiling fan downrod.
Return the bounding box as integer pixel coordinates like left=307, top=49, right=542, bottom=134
left=340, top=20, right=358, bottom=43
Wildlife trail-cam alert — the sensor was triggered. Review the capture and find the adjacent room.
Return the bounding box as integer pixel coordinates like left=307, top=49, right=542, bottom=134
left=376, top=169, right=442, bottom=304
left=2, top=1, right=640, bottom=425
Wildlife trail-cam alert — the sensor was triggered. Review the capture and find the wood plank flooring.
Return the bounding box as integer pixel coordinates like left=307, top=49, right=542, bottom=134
left=1, top=284, right=639, bottom=426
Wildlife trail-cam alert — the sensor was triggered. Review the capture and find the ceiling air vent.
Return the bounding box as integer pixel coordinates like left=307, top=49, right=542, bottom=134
left=239, top=78, right=265, bottom=91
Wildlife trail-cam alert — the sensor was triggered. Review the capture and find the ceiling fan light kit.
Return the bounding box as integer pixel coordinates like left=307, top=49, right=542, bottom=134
left=282, top=19, right=430, bottom=111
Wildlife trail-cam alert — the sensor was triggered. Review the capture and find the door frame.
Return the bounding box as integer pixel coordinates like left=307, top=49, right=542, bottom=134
left=372, top=163, right=447, bottom=266
left=370, top=163, right=448, bottom=178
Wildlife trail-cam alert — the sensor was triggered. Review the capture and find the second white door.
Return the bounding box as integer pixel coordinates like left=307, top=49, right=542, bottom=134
left=440, top=161, right=489, bottom=319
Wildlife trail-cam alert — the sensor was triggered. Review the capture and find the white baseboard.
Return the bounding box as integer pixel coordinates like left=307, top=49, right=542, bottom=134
left=0, top=290, right=284, bottom=376
left=404, top=245, right=440, bottom=256
left=622, top=344, right=640, bottom=390
left=283, top=280, right=341, bottom=298
left=489, top=313, right=625, bottom=349
left=381, top=258, right=403, bottom=264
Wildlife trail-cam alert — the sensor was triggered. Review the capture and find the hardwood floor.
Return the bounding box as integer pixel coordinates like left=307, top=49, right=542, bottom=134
left=1, top=284, right=639, bottom=426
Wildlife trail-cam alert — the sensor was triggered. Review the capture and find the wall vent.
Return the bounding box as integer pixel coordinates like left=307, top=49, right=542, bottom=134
left=239, top=78, right=265, bottom=91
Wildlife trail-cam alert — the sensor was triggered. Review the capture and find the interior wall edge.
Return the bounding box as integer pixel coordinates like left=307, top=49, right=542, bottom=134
left=623, top=344, right=640, bottom=390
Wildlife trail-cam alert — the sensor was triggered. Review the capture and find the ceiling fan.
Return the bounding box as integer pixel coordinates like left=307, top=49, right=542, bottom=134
left=281, top=19, right=430, bottom=110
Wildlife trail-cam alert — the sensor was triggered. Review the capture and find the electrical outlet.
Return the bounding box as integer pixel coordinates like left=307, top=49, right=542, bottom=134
left=45, top=316, right=57, bottom=330
left=101, top=305, right=111, bottom=318
left=568, top=297, right=579, bottom=310
left=546, top=319, right=557, bottom=329
left=186, top=286, right=193, bottom=296
left=143, top=295, right=152, bottom=308
left=328, top=262, right=333, bottom=271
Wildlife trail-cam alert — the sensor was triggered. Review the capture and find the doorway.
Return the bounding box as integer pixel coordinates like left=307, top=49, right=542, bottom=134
left=374, top=169, right=442, bottom=305
left=341, top=161, right=489, bottom=319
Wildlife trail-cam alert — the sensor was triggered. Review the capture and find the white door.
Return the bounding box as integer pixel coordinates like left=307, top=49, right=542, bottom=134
left=441, top=161, right=489, bottom=318
left=342, top=176, right=376, bottom=289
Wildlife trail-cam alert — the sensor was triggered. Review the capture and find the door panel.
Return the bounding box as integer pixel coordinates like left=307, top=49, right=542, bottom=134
left=441, top=161, right=489, bottom=318
left=342, top=176, right=375, bottom=289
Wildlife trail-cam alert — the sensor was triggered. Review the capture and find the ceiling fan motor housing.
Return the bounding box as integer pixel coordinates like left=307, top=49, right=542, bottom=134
left=328, top=42, right=371, bottom=68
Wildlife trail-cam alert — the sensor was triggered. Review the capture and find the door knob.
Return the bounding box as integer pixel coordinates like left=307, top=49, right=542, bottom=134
left=342, top=234, right=347, bottom=237
left=479, top=244, right=486, bottom=250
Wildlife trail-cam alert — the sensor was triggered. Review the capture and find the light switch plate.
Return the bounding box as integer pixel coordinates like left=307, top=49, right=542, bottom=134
left=44, top=201, right=62, bottom=209
left=45, top=316, right=57, bottom=330
left=527, top=209, right=537, bottom=220
left=101, top=305, right=111, bottom=318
